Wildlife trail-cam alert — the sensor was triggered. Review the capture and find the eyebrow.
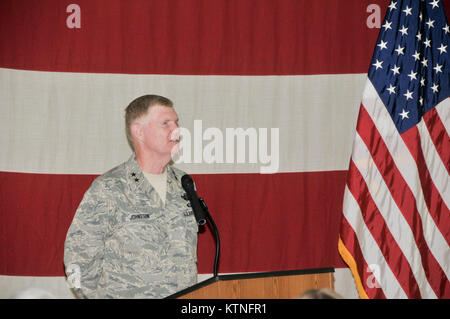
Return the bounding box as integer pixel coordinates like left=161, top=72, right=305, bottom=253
left=160, top=117, right=179, bottom=123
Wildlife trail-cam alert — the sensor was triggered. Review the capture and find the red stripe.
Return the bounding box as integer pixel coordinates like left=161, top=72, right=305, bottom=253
left=0, top=170, right=347, bottom=276
left=357, top=105, right=449, bottom=298
left=423, top=107, right=450, bottom=175
left=401, top=126, right=450, bottom=246
left=0, top=0, right=384, bottom=75
left=339, top=217, right=386, bottom=299
left=2, top=0, right=448, bottom=76
left=347, top=159, right=421, bottom=298
left=0, top=173, right=96, bottom=276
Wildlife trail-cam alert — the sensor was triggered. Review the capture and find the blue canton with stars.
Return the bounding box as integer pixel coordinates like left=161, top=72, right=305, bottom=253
left=369, top=0, right=449, bottom=134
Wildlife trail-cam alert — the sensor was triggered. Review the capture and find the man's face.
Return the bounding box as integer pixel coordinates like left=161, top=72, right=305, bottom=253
left=133, top=105, right=180, bottom=159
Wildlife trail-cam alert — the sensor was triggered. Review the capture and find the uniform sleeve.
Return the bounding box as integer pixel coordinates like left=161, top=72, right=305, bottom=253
left=64, top=179, right=112, bottom=299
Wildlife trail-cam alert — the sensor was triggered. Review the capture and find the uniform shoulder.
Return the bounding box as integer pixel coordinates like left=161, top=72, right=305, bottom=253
left=89, top=161, right=127, bottom=192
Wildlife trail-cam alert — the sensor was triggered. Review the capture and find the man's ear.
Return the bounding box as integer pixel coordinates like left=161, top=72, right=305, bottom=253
left=131, top=122, right=143, bottom=143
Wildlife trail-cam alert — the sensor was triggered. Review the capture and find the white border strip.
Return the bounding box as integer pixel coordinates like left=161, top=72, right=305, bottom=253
left=0, top=68, right=364, bottom=174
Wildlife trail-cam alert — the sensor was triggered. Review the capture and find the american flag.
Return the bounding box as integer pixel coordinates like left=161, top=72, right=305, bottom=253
left=339, top=0, right=450, bottom=299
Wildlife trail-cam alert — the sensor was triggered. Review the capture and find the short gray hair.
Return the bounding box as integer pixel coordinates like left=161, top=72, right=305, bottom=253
left=124, top=94, right=173, bottom=151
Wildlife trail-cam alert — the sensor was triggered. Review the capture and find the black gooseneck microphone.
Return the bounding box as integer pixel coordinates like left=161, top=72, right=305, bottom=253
left=181, top=174, right=220, bottom=277
left=181, top=174, right=207, bottom=226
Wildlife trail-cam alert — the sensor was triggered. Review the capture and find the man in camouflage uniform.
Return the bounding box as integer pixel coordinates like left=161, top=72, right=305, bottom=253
left=64, top=95, right=198, bottom=298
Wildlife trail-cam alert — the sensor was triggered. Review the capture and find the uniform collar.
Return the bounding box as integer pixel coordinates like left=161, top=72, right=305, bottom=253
left=125, top=154, right=181, bottom=196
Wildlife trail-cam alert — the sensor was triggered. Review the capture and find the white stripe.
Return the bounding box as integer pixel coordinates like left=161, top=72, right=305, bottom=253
left=0, top=68, right=365, bottom=174
left=342, top=185, right=407, bottom=298
left=362, top=80, right=450, bottom=279
left=352, top=132, right=436, bottom=298
left=333, top=268, right=360, bottom=299
left=417, top=109, right=450, bottom=209
left=1, top=271, right=359, bottom=299
left=0, top=273, right=213, bottom=299
left=0, top=275, right=74, bottom=299
left=435, top=98, right=450, bottom=136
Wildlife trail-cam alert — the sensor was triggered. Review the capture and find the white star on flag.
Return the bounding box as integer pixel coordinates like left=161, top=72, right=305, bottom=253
left=407, top=70, right=417, bottom=80
left=372, top=59, right=383, bottom=70
left=443, top=24, right=450, bottom=33
left=395, top=44, right=405, bottom=55
left=403, top=6, right=412, bottom=16
left=383, top=21, right=393, bottom=31
left=437, top=44, right=447, bottom=54
left=430, top=83, right=439, bottom=93
left=433, top=63, right=443, bottom=73
left=403, top=89, right=413, bottom=100
left=378, top=40, right=388, bottom=50
left=429, top=0, right=439, bottom=9
left=388, top=1, right=397, bottom=11
left=391, top=65, right=401, bottom=75
left=399, top=25, right=408, bottom=36
left=387, top=84, right=396, bottom=94
left=399, top=109, right=409, bottom=119
left=421, top=58, right=428, bottom=67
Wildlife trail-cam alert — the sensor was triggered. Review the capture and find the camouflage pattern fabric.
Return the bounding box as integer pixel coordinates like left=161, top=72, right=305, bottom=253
left=64, top=155, right=198, bottom=298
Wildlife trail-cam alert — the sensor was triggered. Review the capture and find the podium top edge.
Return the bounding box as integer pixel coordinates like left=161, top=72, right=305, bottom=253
left=166, top=267, right=334, bottom=299
left=216, top=267, right=335, bottom=281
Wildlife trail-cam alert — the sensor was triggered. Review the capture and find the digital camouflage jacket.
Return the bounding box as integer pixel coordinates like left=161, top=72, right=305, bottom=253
left=64, top=155, right=198, bottom=298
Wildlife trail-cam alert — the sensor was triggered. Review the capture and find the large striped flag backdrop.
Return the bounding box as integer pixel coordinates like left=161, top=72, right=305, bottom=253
left=339, top=0, right=450, bottom=299
left=1, top=0, right=449, bottom=297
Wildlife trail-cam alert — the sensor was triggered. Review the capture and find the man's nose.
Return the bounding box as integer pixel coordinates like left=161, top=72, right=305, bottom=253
left=170, top=127, right=180, bottom=141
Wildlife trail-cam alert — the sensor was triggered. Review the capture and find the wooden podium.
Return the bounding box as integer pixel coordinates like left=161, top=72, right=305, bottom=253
left=167, top=268, right=334, bottom=299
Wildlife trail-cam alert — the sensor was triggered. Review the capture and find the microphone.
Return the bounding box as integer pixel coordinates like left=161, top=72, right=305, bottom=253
left=181, top=174, right=207, bottom=226
left=181, top=174, right=220, bottom=278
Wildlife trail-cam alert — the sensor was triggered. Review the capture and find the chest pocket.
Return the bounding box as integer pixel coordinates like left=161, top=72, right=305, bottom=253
left=110, top=212, right=167, bottom=257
